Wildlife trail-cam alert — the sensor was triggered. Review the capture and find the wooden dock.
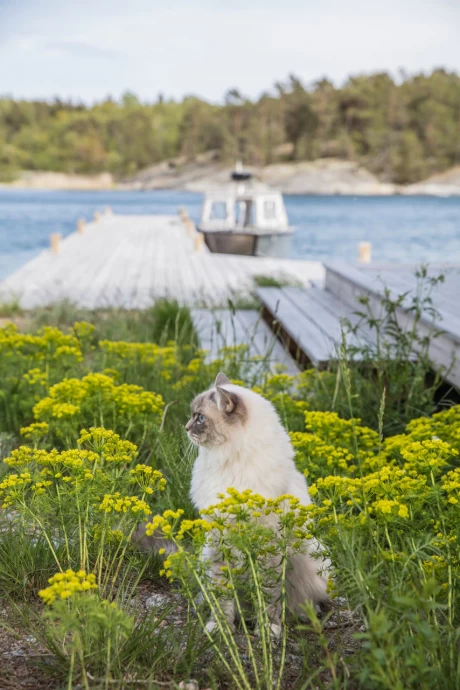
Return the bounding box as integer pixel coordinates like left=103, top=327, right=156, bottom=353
left=1, top=210, right=458, bottom=388
left=257, top=262, right=460, bottom=388
left=191, top=309, right=299, bottom=374
left=0, top=213, right=323, bottom=309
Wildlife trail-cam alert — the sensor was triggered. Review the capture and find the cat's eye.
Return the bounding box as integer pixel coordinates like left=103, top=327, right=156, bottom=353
left=197, top=414, right=205, bottom=424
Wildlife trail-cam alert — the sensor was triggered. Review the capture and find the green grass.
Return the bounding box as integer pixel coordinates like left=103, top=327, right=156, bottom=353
left=27, top=298, right=196, bottom=345
left=0, top=296, right=23, bottom=318
left=0, top=292, right=458, bottom=690
left=253, top=274, right=302, bottom=288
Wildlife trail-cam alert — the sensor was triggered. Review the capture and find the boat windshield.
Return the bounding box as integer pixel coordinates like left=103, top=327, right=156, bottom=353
left=236, top=199, right=254, bottom=228
left=209, top=201, right=228, bottom=220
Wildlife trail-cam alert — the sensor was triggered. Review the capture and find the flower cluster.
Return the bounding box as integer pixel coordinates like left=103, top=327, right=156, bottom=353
left=78, top=427, right=138, bottom=463
left=442, top=468, right=460, bottom=505
left=0, top=324, right=83, bottom=363
left=20, top=422, right=49, bottom=442
left=147, top=489, right=315, bottom=586
left=38, top=569, right=97, bottom=604
left=0, top=471, right=32, bottom=508
left=129, top=464, right=167, bottom=494
left=98, top=493, right=152, bottom=516
left=32, top=373, right=164, bottom=441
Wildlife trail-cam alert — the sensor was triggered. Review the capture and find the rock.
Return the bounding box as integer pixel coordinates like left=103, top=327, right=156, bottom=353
left=9, top=171, right=113, bottom=190
left=325, top=609, right=354, bottom=628
left=178, top=680, right=199, bottom=690
left=119, top=157, right=400, bottom=195
left=145, top=593, right=171, bottom=609
left=23, top=635, right=37, bottom=644
left=334, top=597, right=348, bottom=607
left=402, top=165, right=460, bottom=196
left=260, top=159, right=399, bottom=196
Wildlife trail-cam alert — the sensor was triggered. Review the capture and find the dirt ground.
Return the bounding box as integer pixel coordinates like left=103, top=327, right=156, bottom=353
left=0, top=584, right=363, bottom=690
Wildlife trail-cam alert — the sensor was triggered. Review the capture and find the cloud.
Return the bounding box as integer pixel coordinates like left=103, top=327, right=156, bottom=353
left=0, top=0, right=459, bottom=102
left=40, top=40, right=124, bottom=60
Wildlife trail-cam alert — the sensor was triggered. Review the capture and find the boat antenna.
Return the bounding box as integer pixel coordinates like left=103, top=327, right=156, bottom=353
left=231, top=160, right=251, bottom=182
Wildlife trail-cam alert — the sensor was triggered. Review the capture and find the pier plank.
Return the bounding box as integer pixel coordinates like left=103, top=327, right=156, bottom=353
left=0, top=214, right=322, bottom=309
left=191, top=308, right=299, bottom=374
left=256, top=287, right=337, bottom=366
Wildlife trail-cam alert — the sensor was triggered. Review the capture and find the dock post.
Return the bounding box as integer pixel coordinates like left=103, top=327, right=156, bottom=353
left=358, top=242, right=372, bottom=263
left=104, top=206, right=112, bottom=216
left=185, top=219, right=195, bottom=236
left=94, top=210, right=102, bottom=222
left=194, top=231, right=205, bottom=252
left=50, top=233, right=61, bottom=254
left=77, top=218, right=85, bottom=234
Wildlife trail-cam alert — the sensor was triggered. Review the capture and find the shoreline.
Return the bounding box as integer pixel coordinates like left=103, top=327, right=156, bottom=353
left=1, top=184, right=459, bottom=198
left=2, top=159, right=460, bottom=197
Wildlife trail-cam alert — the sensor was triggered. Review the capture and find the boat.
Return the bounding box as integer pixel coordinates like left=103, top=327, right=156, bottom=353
left=197, top=165, right=294, bottom=258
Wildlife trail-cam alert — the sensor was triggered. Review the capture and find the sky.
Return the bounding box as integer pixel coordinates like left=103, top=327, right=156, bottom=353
left=0, top=0, right=459, bottom=103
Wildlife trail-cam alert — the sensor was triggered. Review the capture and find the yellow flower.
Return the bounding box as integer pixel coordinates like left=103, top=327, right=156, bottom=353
left=38, top=569, right=97, bottom=605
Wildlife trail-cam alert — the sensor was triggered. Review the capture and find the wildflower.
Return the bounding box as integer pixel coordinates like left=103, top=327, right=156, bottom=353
left=38, top=569, right=97, bottom=605
left=129, top=464, right=166, bottom=491
left=20, top=422, right=49, bottom=442
left=98, top=493, right=152, bottom=517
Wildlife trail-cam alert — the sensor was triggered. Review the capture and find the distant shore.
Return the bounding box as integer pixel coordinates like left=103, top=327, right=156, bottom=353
left=3, top=159, right=460, bottom=196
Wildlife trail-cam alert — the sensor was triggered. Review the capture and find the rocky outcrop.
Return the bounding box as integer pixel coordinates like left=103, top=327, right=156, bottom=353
left=6, top=159, right=460, bottom=196
left=120, top=156, right=399, bottom=195
left=259, top=159, right=398, bottom=195
left=402, top=166, right=460, bottom=196
left=8, top=171, right=113, bottom=190
left=119, top=151, right=225, bottom=191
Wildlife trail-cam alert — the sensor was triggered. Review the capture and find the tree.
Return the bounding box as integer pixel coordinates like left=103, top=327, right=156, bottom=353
left=284, top=79, right=318, bottom=160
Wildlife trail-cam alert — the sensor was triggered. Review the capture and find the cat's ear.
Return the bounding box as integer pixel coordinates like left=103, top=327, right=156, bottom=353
left=215, top=372, right=230, bottom=387
left=216, top=386, right=237, bottom=413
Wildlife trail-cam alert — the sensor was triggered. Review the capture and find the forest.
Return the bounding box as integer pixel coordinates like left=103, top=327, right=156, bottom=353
left=0, top=68, right=459, bottom=184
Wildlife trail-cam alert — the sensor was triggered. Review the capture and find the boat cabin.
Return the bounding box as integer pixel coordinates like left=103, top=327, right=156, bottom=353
left=199, top=184, right=289, bottom=234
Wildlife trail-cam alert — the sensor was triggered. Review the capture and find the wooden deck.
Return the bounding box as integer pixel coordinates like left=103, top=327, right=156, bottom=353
left=0, top=213, right=324, bottom=309
left=258, top=262, right=460, bottom=388
left=2, top=209, right=458, bottom=387
left=191, top=309, right=299, bottom=374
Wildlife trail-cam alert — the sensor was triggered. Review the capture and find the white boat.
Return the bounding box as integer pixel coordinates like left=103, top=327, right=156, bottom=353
left=197, top=167, right=294, bottom=258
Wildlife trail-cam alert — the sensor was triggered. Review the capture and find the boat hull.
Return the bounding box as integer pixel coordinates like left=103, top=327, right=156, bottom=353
left=198, top=230, right=293, bottom=258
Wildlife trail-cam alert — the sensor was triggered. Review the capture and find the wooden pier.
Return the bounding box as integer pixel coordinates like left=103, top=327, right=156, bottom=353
left=257, top=262, right=460, bottom=388
left=0, top=213, right=323, bottom=309
left=1, top=210, right=458, bottom=388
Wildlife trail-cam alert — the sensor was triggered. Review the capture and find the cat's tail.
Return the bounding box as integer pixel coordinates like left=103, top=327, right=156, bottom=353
left=286, top=551, right=330, bottom=616
left=131, top=522, right=177, bottom=555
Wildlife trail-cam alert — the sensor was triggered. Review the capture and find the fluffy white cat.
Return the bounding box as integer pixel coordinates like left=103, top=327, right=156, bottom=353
left=187, top=372, right=329, bottom=636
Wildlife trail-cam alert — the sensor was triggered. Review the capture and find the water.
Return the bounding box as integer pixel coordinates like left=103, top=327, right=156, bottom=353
left=0, top=188, right=459, bottom=280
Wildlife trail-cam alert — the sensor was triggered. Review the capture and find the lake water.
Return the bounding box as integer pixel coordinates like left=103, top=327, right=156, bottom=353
left=0, top=188, right=459, bottom=280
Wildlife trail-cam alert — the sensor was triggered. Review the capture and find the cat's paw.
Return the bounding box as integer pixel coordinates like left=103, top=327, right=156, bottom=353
left=254, top=623, right=282, bottom=640
left=205, top=619, right=219, bottom=634
left=205, top=619, right=235, bottom=634
left=269, top=623, right=282, bottom=640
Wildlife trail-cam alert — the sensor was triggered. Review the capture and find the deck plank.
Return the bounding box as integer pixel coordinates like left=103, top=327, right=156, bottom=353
left=0, top=214, right=323, bottom=309
left=256, top=287, right=336, bottom=366
left=325, top=261, right=460, bottom=342
left=191, top=308, right=299, bottom=374
left=235, top=310, right=300, bottom=374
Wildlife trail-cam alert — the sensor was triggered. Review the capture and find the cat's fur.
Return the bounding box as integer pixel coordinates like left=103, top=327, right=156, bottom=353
left=187, top=373, right=329, bottom=635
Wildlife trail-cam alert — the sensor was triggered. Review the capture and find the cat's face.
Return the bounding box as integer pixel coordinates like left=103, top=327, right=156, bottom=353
left=185, top=373, right=247, bottom=447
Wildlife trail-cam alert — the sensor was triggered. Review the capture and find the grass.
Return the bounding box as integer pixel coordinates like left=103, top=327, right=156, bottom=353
left=27, top=297, right=196, bottom=344
left=253, top=274, right=302, bottom=288
left=0, top=296, right=23, bottom=318
left=0, top=290, right=459, bottom=690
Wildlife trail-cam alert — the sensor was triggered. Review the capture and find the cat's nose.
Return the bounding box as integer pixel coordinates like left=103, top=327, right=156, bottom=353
left=185, top=420, right=193, bottom=431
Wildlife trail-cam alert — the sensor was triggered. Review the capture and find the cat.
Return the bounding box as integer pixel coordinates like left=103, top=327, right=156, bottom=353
left=187, top=372, right=329, bottom=637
